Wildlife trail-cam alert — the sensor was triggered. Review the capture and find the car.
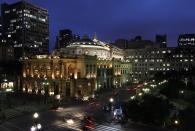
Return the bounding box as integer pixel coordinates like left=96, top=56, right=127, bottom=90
left=82, top=116, right=95, bottom=131
left=63, top=114, right=77, bottom=124
left=126, top=87, right=136, bottom=93
left=50, top=105, right=59, bottom=111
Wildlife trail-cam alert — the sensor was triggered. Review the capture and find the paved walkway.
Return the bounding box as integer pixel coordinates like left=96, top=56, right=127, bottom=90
left=0, top=104, right=48, bottom=122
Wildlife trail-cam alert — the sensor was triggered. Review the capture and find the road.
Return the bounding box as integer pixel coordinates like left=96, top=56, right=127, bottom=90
left=0, top=87, right=150, bottom=131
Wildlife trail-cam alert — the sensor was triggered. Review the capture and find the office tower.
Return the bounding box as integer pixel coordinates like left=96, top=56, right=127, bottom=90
left=114, top=39, right=129, bottom=49
left=1, top=1, right=49, bottom=58
left=156, top=34, right=167, bottom=48
left=58, top=29, right=73, bottom=48
left=178, top=34, right=195, bottom=47
left=0, top=16, right=4, bottom=44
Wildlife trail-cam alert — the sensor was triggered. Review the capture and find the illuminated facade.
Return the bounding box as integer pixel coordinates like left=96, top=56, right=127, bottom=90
left=178, top=34, right=195, bottom=47
left=56, top=35, right=124, bottom=60
left=126, top=47, right=195, bottom=82
left=21, top=36, right=131, bottom=98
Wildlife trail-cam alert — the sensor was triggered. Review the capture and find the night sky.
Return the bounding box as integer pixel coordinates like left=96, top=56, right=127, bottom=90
left=1, top=0, right=195, bottom=50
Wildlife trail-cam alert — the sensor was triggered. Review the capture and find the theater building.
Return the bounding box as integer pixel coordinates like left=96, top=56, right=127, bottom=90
left=21, top=35, right=131, bottom=99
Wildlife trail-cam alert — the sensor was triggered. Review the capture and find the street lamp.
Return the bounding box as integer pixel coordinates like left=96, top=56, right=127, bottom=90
left=109, top=98, right=114, bottom=111
left=55, top=94, right=61, bottom=107
left=31, top=113, right=41, bottom=131
left=37, top=124, right=42, bottom=130
left=33, top=112, right=39, bottom=119
left=109, top=98, right=114, bottom=103
left=43, top=79, right=49, bottom=104
left=31, top=126, right=36, bottom=131
left=174, top=119, right=179, bottom=131
left=30, top=123, right=42, bottom=131
left=174, top=120, right=179, bottom=125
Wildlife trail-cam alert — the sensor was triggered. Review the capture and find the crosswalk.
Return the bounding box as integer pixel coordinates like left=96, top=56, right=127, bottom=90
left=3, top=109, right=23, bottom=120
left=0, top=122, right=26, bottom=131
left=43, top=120, right=123, bottom=131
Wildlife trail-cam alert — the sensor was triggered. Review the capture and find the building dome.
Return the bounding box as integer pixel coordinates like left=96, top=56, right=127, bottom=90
left=66, top=35, right=110, bottom=51
left=54, top=34, right=124, bottom=60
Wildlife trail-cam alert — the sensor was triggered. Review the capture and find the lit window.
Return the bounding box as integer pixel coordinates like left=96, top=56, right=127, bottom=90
left=16, top=26, right=20, bottom=29
left=8, top=34, right=11, bottom=38
left=149, top=68, right=154, bottom=71
left=10, top=19, right=16, bottom=23
left=134, top=59, right=138, bottom=62
left=5, top=10, right=10, bottom=14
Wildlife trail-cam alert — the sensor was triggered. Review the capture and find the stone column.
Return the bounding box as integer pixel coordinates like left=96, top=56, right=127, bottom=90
left=30, top=64, right=33, bottom=77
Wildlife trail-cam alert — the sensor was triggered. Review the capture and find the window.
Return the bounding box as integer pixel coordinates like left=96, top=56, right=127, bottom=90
left=5, top=10, right=10, bottom=14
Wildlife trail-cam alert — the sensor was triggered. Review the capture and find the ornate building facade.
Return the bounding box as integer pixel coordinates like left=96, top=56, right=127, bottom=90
left=21, top=36, right=131, bottom=99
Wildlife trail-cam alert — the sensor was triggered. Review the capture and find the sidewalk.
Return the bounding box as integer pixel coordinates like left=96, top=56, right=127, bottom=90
left=122, top=120, right=170, bottom=131
left=0, top=104, right=49, bottom=122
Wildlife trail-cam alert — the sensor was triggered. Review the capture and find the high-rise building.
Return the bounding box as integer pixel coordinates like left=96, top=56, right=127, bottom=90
left=58, top=29, right=73, bottom=48
left=178, top=34, right=195, bottom=47
left=114, top=39, right=129, bottom=49
left=1, top=1, right=49, bottom=58
left=0, top=17, right=2, bottom=36
left=0, top=44, right=14, bottom=61
left=156, top=34, right=167, bottom=48
left=0, top=16, right=3, bottom=43
left=56, top=29, right=80, bottom=49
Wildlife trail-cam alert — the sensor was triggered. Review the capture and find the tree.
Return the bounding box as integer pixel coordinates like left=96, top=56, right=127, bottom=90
left=160, top=79, right=185, bottom=99
left=125, top=94, right=171, bottom=126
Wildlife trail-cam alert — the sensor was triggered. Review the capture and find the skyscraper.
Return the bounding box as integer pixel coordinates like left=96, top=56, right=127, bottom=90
left=114, top=39, right=129, bottom=49
left=1, top=1, right=49, bottom=58
left=178, top=34, right=195, bottom=47
left=156, top=35, right=167, bottom=48
left=56, top=29, right=80, bottom=49
left=0, top=16, right=3, bottom=44
left=58, top=29, right=73, bottom=48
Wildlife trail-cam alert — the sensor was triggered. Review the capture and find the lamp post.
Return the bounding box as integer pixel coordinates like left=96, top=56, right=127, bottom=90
left=33, top=112, right=39, bottom=125
left=31, top=112, right=42, bottom=131
left=55, top=94, right=61, bottom=107
left=43, top=79, right=49, bottom=104
left=33, top=112, right=39, bottom=119
left=109, top=98, right=114, bottom=111
left=109, top=98, right=114, bottom=103
left=174, top=119, right=179, bottom=131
